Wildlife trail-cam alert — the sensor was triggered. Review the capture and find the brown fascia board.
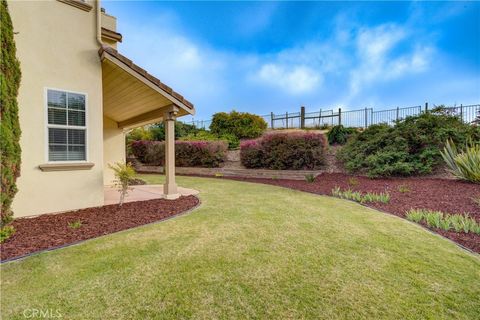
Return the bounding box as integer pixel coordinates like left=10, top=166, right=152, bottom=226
left=98, top=46, right=195, bottom=112
left=101, top=27, right=123, bottom=43
left=57, top=0, right=93, bottom=12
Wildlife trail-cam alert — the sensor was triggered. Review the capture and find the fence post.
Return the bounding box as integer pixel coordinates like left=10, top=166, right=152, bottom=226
left=270, top=112, right=274, bottom=129
left=364, top=107, right=368, bottom=128
left=460, top=104, right=463, bottom=123
left=300, top=106, right=305, bottom=129
left=338, top=108, right=342, bottom=126
left=396, top=107, right=399, bottom=122
left=286, top=112, right=289, bottom=129
left=425, top=102, right=428, bottom=113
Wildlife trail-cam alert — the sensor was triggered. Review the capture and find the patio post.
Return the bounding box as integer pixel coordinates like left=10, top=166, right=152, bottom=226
left=163, top=106, right=180, bottom=199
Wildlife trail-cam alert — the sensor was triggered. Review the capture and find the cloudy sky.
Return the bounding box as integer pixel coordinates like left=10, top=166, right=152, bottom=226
left=103, top=1, right=480, bottom=121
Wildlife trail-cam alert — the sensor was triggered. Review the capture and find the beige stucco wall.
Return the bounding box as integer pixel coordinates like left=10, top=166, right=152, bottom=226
left=101, top=11, right=117, bottom=31
left=9, top=0, right=105, bottom=217
left=103, top=116, right=126, bottom=186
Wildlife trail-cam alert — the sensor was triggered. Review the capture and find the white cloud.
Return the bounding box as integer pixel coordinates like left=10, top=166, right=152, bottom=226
left=348, top=24, right=434, bottom=99
left=115, top=10, right=447, bottom=118
left=256, top=64, right=322, bottom=94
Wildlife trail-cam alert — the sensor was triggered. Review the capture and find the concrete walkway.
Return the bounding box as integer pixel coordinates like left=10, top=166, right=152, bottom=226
left=104, top=185, right=199, bottom=205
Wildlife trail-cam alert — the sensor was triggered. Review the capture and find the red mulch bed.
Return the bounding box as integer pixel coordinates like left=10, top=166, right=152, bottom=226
left=223, top=173, right=480, bottom=253
left=1, top=196, right=199, bottom=262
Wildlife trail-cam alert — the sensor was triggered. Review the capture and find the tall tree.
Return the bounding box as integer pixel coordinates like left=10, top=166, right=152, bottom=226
left=0, top=0, right=22, bottom=226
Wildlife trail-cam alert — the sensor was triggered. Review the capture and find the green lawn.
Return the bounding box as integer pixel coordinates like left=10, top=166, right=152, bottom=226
left=1, top=175, right=479, bottom=319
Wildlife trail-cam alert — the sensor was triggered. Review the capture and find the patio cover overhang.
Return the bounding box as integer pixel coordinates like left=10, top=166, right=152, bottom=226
left=99, top=46, right=195, bottom=199
left=98, top=46, right=195, bottom=128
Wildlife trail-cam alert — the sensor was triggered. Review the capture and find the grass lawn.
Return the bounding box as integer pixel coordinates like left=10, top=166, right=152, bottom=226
left=1, top=175, right=479, bottom=319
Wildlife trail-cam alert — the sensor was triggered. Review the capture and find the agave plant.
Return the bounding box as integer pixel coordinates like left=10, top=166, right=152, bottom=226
left=441, top=139, right=480, bottom=183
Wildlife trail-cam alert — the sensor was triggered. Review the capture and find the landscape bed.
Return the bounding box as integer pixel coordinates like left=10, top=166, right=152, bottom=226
left=213, top=173, right=480, bottom=253
left=0, top=196, right=199, bottom=261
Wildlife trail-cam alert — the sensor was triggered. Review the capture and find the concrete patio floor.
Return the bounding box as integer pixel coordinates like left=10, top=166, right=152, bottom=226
left=104, top=184, right=199, bottom=205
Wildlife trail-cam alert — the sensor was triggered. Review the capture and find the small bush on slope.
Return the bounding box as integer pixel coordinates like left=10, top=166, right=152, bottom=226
left=240, top=132, right=327, bottom=170
left=327, top=125, right=357, bottom=145
left=210, top=110, right=267, bottom=140
left=337, top=109, right=479, bottom=177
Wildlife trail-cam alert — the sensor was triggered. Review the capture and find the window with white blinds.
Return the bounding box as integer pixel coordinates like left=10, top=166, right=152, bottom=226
left=47, top=89, right=86, bottom=161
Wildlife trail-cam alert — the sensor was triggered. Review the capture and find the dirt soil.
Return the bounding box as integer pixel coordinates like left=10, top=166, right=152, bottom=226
left=224, top=173, right=480, bottom=253
left=1, top=196, right=199, bottom=262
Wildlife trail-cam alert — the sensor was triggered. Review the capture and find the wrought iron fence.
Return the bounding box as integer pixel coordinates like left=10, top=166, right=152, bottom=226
left=183, top=103, right=480, bottom=130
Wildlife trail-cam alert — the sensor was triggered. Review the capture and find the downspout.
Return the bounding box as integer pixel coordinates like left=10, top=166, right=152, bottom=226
left=95, top=0, right=103, bottom=46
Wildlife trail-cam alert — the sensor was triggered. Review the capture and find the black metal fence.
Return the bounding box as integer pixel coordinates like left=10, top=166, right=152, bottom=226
left=185, top=103, right=480, bottom=130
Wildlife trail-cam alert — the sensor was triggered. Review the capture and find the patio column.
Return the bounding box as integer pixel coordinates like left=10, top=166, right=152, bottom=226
left=163, top=106, right=180, bottom=199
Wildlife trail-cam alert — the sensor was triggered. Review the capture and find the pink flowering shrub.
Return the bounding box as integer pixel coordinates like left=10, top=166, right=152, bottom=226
left=240, top=132, right=327, bottom=169
left=131, top=140, right=227, bottom=168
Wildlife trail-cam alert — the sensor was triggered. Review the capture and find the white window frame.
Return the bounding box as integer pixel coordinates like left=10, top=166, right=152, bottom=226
left=44, top=87, right=88, bottom=163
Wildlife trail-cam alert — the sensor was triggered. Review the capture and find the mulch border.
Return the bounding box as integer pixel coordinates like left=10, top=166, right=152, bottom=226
left=1, top=198, right=202, bottom=264
left=177, top=173, right=480, bottom=256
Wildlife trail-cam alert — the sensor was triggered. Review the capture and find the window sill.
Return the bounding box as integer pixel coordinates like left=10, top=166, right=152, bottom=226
left=39, top=162, right=95, bottom=171
left=56, top=0, right=92, bottom=12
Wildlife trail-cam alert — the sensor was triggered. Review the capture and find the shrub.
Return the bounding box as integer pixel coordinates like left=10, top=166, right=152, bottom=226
left=406, top=210, right=423, bottom=223
left=1, top=0, right=22, bottom=229
left=149, top=121, right=199, bottom=141
left=131, top=140, right=227, bottom=168
left=109, top=162, right=136, bottom=206
left=210, top=110, right=267, bottom=140
left=441, top=139, right=480, bottom=183
left=175, top=141, right=227, bottom=167
left=68, top=220, right=82, bottom=229
left=130, top=140, right=153, bottom=163
left=405, top=209, right=480, bottom=234
left=0, top=225, right=15, bottom=243
left=305, top=174, right=316, bottom=183
left=240, top=132, right=327, bottom=170
left=331, top=187, right=390, bottom=203
left=327, top=125, right=356, bottom=145
left=181, top=130, right=240, bottom=150
left=127, top=127, right=153, bottom=143
left=337, top=110, right=478, bottom=177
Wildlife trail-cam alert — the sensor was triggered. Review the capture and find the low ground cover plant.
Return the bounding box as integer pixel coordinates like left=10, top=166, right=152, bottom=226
left=240, top=131, right=327, bottom=170
left=331, top=187, right=390, bottom=203
left=305, top=174, right=316, bottom=183
left=406, top=209, right=480, bottom=234
left=210, top=110, right=267, bottom=140
left=337, top=109, right=480, bottom=177
left=441, top=139, right=480, bottom=183
left=131, top=140, right=227, bottom=168
left=326, top=125, right=357, bottom=145
left=68, top=220, right=82, bottom=229
left=0, top=225, right=15, bottom=243
left=397, top=185, right=410, bottom=193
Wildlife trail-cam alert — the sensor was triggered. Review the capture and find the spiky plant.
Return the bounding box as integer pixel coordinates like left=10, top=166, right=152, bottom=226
left=441, top=139, right=480, bottom=183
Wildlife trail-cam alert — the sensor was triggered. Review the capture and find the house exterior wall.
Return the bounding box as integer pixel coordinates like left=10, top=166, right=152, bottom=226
left=103, top=116, right=126, bottom=186
left=9, top=0, right=105, bottom=217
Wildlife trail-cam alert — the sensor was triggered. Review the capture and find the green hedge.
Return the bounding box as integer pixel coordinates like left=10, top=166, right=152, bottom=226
left=337, top=110, right=480, bottom=177
left=210, top=110, right=267, bottom=140
left=0, top=0, right=22, bottom=227
left=131, top=140, right=227, bottom=168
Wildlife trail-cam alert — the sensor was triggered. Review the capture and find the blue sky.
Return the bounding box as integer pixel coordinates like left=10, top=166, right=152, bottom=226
left=103, top=1, right=480, bottom=121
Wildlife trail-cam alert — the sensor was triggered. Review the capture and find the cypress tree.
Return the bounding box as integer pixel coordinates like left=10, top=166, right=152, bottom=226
left=0, top=0, right=22, bottom=227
